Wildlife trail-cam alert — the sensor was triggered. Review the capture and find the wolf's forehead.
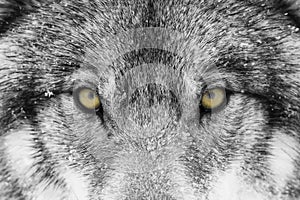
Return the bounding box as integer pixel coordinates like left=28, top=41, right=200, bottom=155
left=68, top=1, right=291, bottom=97
left=82, top=27, right=216, bottom=68
left=78, top=27, right=226, bottom=87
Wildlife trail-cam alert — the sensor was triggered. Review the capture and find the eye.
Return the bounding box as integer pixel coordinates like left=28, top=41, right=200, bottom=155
left=201, top=87, right=227, bottom=111
left=73, top=87, right=101, bottom=112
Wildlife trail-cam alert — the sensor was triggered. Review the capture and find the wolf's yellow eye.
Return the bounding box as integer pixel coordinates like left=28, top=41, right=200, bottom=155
left=75, top=88, right=101, bottom=111
left=201, top=88, right=226, bottom=110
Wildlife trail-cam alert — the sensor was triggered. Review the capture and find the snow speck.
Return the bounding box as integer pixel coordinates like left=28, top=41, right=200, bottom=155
left=45, top=90, right=54, bottom=97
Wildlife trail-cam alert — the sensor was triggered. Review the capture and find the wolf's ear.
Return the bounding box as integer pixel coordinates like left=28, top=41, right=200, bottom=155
left=0, top=0, right=41, bottom=34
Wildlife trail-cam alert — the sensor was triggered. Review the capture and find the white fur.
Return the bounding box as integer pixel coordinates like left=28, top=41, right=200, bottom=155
left=270, top=131, right=299, bottom=189
left=62, top=168, right=90, bottom=200
left=3, top=128, right=36, bottom=182
left=208, top=162, right=266, bottom=200
left=33, top=181, right=65, bottom=200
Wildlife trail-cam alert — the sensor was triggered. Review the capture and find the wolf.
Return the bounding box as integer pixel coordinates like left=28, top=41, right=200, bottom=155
left=0, top=0, right=300, bottom=199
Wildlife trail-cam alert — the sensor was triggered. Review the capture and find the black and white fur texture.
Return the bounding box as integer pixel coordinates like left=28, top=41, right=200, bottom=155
left=0, top=0, right=300, bottom=199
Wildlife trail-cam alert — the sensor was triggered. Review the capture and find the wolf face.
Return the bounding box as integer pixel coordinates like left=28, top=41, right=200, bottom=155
left=0, top=0, right=300, bottom=200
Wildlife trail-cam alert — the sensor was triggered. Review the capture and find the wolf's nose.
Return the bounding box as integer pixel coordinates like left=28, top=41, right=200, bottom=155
left=128, top=83, right=181, bottom=128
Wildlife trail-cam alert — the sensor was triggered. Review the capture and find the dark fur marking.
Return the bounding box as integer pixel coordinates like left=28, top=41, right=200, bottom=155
left=112, top=48, right=182, bottom=79
left=0, top=0, right=36, bottom=35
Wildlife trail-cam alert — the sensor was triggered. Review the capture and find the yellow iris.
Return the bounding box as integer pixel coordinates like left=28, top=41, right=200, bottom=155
left=201, top=88, right=226, bottom=110
left=78, top=88, right=101, bottom=110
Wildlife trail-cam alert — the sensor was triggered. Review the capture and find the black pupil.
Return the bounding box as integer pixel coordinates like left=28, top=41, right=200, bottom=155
left=88, top=92, right=95, bottom=99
